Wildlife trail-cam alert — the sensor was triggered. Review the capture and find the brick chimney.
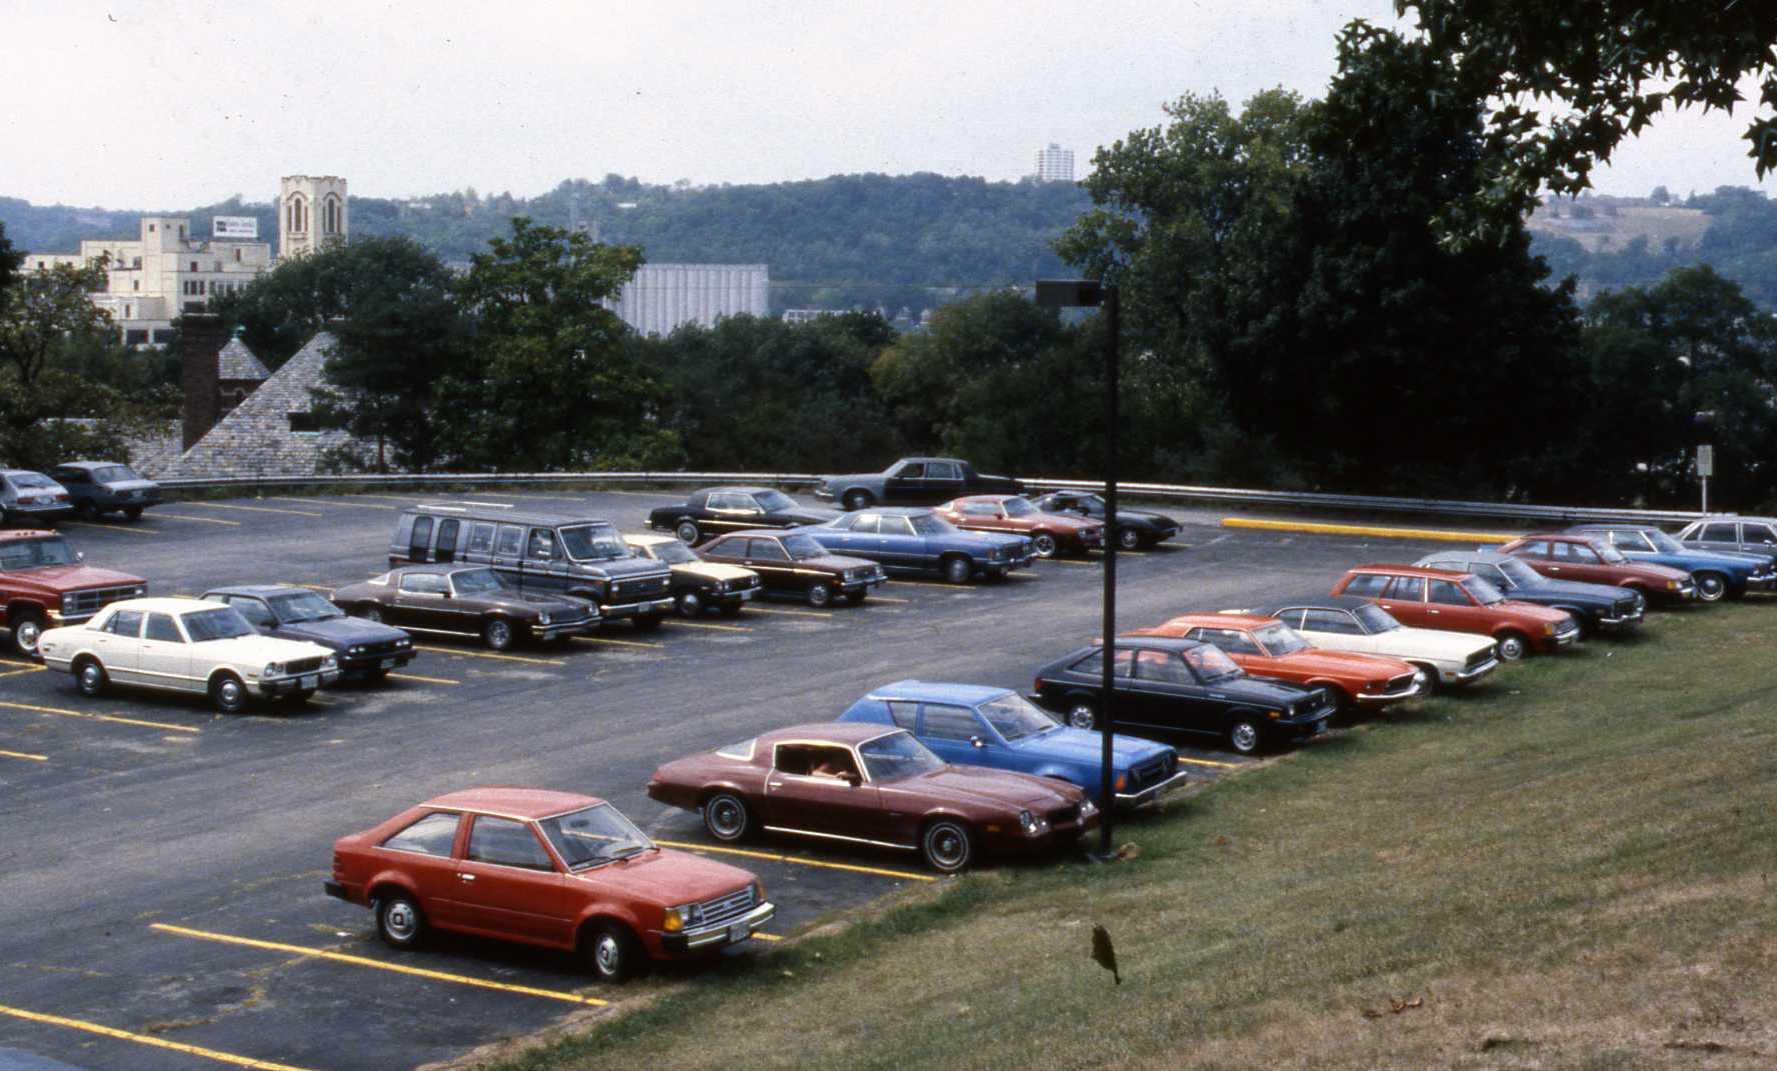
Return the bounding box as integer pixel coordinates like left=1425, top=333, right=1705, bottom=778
left=180, top=314, right=231, bottom=449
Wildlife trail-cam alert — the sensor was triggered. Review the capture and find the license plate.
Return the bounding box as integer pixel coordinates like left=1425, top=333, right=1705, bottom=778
left=728, top=922, right=750, bottom=944
left=1312, top=719, right=1327, bottom=734
left=302, top=675, right=318, bottom=689
left=380, top=658, right=395, bottom=669
left=739, top=589, right=756, bottom=600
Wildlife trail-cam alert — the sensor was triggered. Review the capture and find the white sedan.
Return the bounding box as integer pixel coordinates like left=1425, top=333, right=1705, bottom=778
left=37, top=597, right=339, bottom=713
left=1250, top=594, right=1500, bottom=692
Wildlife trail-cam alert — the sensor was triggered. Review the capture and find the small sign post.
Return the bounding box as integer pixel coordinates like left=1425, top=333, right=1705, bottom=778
left=1698, top=444, right=1714, bottom=512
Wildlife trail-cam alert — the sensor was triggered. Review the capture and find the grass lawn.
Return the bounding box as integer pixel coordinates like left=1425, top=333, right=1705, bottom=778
left=461, top=604, right=1777, bottom=1070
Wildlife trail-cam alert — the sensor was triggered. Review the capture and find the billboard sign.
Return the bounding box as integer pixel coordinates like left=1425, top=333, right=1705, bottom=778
left=213, top=216, right=259, bottom=239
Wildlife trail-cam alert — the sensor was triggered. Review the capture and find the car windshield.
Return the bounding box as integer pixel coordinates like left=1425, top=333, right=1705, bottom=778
left=977, top=693, right=1059, bottom=741
left=859, top=731, right=946, bottom=781
left=1463, top=576, right=1506, bottom=605
left=909, top=514, right=950, bottom=535
left=94, top=465, right=138, bottom=483
left=1182, top=644, right=1243, bottom=680
left=646, top=541, right=698, bottom=565
left=781, top=534, right=827, bottom=560
left=1002, top=498, right=1036, bottom=518
left=449, top=568, right=510, bottom=594
left=559, top=523, right=626, bottom=561
left=182, top=606, right=255, bottom=641
left=1353, top=604, right=1402, bottom=633
left=10, top=473, right=54, bottom=489
left=267, top=591, right=345, bottom=623
left=538, top=803, right=655, bottom=869
left=1253, top=623, right=1310, bottom=656
left=0, top=536, right=78, bottom=569
left=754, top=490, right=797, bottom=511
left=1645, top=530, right=1686, bottom=554
left=1590, top=540, right=1628, bottom=563
left=1498, top=559, right=1545, bottom=587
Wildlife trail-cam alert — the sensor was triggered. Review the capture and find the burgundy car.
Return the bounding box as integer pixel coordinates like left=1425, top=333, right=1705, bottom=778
left=325, top=788, right=775, bottom=982
left=647, top=723, right=1098, bottom=873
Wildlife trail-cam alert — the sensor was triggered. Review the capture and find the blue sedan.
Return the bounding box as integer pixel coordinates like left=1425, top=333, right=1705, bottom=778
left=1568, top=524, right=1777, bottom=602
left=797, top=507, right=1034, bottom=584
left=837, top=680, right=1190, bottom=808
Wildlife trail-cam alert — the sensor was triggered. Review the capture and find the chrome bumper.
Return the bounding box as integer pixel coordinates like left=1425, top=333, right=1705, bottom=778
left=660, top=900, right=776, bottom=953
left=1114, top=767, right=1192, bottom=808
left=599, top=596, right=675, bottom=619
left=1355, top=676, right=1426, bottom=704
left=1451, top=656, right=1501, bottom=684
left=254, top=668, right=341, bottom=695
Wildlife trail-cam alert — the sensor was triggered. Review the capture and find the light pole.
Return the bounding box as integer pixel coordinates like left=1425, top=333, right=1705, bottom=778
left=1034, top=279, right=1118, bottom=861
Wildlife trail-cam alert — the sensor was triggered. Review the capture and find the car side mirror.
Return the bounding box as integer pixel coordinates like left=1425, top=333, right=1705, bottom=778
left=969, top=735, right=985, bottom=749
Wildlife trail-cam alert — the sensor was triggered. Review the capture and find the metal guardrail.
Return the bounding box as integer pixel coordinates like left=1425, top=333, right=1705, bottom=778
left=155, top=470, right=1708, bottom=528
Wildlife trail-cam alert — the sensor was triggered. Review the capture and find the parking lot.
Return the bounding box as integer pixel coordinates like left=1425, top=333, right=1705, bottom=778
left=1, top=488, right=1485, bottom=1070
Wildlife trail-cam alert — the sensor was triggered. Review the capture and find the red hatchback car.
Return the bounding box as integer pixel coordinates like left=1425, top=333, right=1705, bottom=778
left=1332, top=563, right=1580, bottom=661
left=325, top=788, right=775, bottom=982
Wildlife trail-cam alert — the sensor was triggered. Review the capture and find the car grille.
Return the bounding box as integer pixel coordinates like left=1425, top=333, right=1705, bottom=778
left=615, top=575, right=671, bottom=598
left=65, top=585, right=141, bottom=617
left=1386, top=673, right=1415, bottom=693
left=1048, top=803, right=1083, bottom=826
left=361, top=639, right=405, bottom=656
left=696, top=885, right=757, bottom=927
left=1465, top=648, right=1494, bottom=670
left=286, top=657, right=325, bottom=675
left=1127, top=755, right=1173, bottom=792
left=1613, top=598, right=1638, bottom=617
left=1555, top=618, right=1580, bottom=637
left=1083, top=527, right=1104, bottom=545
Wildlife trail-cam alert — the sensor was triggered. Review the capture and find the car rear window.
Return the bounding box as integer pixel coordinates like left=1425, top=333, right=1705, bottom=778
left=382, top=812, right=460, bottom=856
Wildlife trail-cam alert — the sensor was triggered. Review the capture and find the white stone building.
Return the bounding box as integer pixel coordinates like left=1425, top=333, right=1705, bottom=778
left=609, top=263, right=770, bottom=336
left=278, top=175, right=348, bottom=259
left=1033, top=143, right=1075, bottom=183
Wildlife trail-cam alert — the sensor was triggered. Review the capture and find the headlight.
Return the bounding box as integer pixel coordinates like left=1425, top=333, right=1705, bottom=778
left=1667, top=580, right=1679, bottom=590
left=1079, top=798, right=1098, bottom=819
left=664, top=901, right=705, bottom=932
left=62, top=594, right=76, bottom=613
left=538, top=611, right=552, bottom=625
left=1543, top=622, right=1556, bottom=636
left=321, top=654, right=337, bottom=668
left=713, top=580, right=728, bottom=592
left=397, top=637, right=412, bottom=647
left=263, top=662, right=284, bottom=677
left=1018, top=810, right=1048, bottom=835
left=133, top=586, right=147, bottom=596
left=751, top=879, right=765, bottom=904
left=1412, top=669, right=1427, bottom=683
left=350, top=645, right=366, bottom=654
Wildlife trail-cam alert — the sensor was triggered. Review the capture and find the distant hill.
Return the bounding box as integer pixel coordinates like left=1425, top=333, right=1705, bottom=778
left=1, top=175, right=1093, bottom=317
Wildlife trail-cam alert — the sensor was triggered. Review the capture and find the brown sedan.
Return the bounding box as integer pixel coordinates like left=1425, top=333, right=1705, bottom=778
left=331, top=565, right=599, bottom=651
left=697, top=530, right=886, bottom=608
left=935, top=495, right=1104, bottom=557
left=646, top=723, right=1098, bottom=873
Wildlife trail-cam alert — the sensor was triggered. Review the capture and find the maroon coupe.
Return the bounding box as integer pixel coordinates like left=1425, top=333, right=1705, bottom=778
left=647, top=723, right=1098, bottom=873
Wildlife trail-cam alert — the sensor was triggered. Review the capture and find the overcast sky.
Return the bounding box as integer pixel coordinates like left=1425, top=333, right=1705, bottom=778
left=9, top=1, right=1776, bottom=209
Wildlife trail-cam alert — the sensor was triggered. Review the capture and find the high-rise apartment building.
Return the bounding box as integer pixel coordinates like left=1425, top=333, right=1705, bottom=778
left=1034, top=143, right=1075, bottom=183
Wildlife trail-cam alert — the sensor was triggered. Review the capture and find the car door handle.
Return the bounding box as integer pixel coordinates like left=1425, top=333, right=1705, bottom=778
left=458, top=873, right=476, bottom=882
left=1427, top=609, right=1440, bottom=614
left=1547, top=566, right=1561, bottom=572
left=767, top=780, right=783, bottom=789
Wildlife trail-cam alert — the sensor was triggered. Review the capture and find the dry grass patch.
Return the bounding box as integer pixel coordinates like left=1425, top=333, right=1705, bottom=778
left=462, top=607, right=1777, bottom=1071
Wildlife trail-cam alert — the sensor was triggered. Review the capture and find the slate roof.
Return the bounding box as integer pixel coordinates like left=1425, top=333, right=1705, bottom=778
left=169, top=331, right=372, bottom=478
left=216, top=336, right=270, bottom=381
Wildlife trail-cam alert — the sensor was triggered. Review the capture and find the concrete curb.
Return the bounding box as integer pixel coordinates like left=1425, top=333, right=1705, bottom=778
left=1221, top=517, right=1523, bottom=544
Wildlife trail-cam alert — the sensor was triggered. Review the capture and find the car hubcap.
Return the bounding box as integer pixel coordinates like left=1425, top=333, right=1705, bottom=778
left=708, top=798, right=742, bottom=837
left=1068, top=705, right=1094, bottom=729
left=219, top=681, right=243, bottom=708
left=384, top=901, right=417, bottom=941
left=364, top=608, right=383, bottom=623
left=80, top=664, right=102, bottom=690
left=488, top=622, right=510, bottom=647
left=680, top=592, right=702, bottom=616
left=846, top=492, right=868, bottom=511
left=1699, top=575, right=1724, bottom=600
left=1033, top=535, right=1056, bottom=557
left=1499, top=637, right=1524, bottom=660
left=1119, top=528, right=1140, bottom=550
left=947, top=560, right=969, bottom=583
left=676, top=522, right=698, bottom=544
left=15, top=620, right=41, bottom=652
left=595, top=935, right=620, bottom=974
left=809, top=586, right=830, bottom=606
left=1232, top=723, right=1258, bottom=752
left=928, top=827, right=965, bottom=867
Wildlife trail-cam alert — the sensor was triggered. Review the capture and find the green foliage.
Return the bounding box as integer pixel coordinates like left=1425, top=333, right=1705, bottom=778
left=442, top=218, right=681, bottom=471
left=634, top=312, right=898, bottom=474
left=0, top=258, right=123, bottom=467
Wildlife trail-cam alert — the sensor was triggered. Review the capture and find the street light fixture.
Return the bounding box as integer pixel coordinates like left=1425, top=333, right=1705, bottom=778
left=1034, top=278, right=1119, bottom=862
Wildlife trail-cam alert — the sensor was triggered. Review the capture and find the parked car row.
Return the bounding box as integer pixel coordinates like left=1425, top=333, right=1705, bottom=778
left=1, top=462, right=161, bottom=526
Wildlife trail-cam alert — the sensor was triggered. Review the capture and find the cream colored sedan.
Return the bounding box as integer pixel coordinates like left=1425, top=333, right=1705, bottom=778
left=1250, top=594, right=1500, bottom=691
left=37, top=596, right=339, bottom=712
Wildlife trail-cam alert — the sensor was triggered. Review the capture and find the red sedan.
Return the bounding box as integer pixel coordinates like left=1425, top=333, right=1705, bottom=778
left=935, top=494, right=1104, bottom=557
left=325, top=787, right=774, bottom=982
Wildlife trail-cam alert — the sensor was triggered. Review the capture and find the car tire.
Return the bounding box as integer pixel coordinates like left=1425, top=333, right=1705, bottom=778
left=1065, top=699, right=1096, bottom=730
left=674, top=520, right=701, bottom=544
left=1117, top=526, right=1142, bottom=551
left=920, top=819, right=976, bottom=874
left=805, top=581, right=834, bottom=608
left=843, top=489, right=873, bottom=512
left=633, top=614, right=664, bottom=632
left=74, top=657, right=108, bottom=697
left=1495, top=631, right=1529, bottom=661
left=676, top=590, right=705, bottom=617
left=210, top=673, right=250, bottom=714
left=1410, top=664, right=1439, bottom=697
left=481, top=618, right=515, bottom=651
left=1226, top=715, right=1263, bottom=755
left=587, top=921, right=645, bottom=983
left=1694, top=572, right=1727, bottom=603
left=357, top=605, right=385, bottom=624
left=1030, top=533, right=1059, bottom=558
left=9, top=611, right=47, bottom=658
left=703, top=792, right=755, bottom=842
left=123, top=507, right=144, bottom=522
left=75, top=499, right=99, bottom=521
left=376, top=893, right=426, bottom=949
left=941, top=555, right=972, bottom=585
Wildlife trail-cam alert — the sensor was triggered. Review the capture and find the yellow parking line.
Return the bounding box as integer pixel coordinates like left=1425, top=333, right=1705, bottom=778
left=0, top=699, right=200, bottom=733
left=278, top=581, right=337, bottom=593
left=1037, top=557, right=1096, bottom=566
left=1220, top=516, right=1523, bottom=543
left=149, top=924, right=607, bottom=1006
left=413, top=644, right=564, bottom=666
left=889, top=580, right=968, bottom=589
left=0, top=1000, right=314, bottom=1071
left=151, top=512, right=242, bottom=526
left=387, top=672, right=461, bottom=685
left=747, top=607, right=830, bottom=618
left=60, top=519, right=158, bottom=535
left=192, top=501, right=325, bottom=517
left=1178, top=756, right=1242, bottom=769
left=341, top=493, right=418, bottom=502
left=0, top=748, right=48, bottom=762
left=575, top=636, right=664, bottom=649
left=753, top=932, right=784, bottom=942
left=267, top=496, right=397, bottom=511
left=871, top=596, right=910, bottom=604
left=0, top=664, right=47, bottom=679
left=654, top=839, right=934, bottom=882
left=674, top=620, right=751, bottom=632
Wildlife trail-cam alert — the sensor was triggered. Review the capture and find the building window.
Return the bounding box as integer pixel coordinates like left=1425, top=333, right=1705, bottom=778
left=288, top=195, right=307, bottom=234
left=323, top=194, right=342, bottom=235
left=148, top=224, right=156, bottom=233
left=190, top=261, right=198, bottom=272
left=124, top=329, right=148, bottom=345
left=234, top=248, right=242, bottom=262
left=178, top=224, right=185, bottom=237
left=132, top=279, right=139, bottom=291
left=288, top=411, right=321, bottom=434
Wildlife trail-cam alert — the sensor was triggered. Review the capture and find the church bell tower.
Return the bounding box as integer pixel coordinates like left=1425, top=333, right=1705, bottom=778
left=279, top=175, right=347, bottom=259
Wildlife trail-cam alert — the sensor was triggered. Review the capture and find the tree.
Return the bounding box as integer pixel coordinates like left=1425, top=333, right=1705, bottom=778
left=1390, top=1, right=1777, bottom=229
left=443, top=218, right=680, bottom=471
left=0, top=258, right=117, bottom=466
